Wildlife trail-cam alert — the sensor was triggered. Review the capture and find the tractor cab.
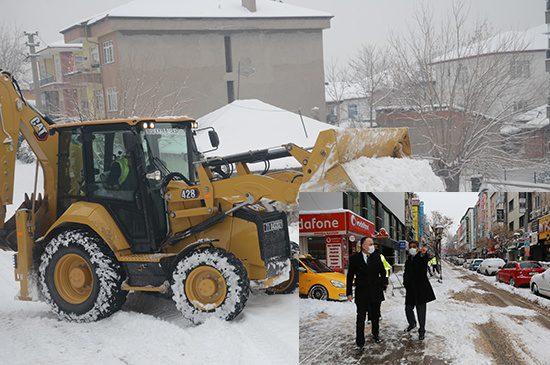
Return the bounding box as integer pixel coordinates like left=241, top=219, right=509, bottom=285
left=53, top=118, right=217, bottom=253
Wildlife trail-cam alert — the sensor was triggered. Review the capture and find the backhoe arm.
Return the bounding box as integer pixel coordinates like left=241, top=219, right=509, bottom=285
left=0, top=71, right=58, bottom=232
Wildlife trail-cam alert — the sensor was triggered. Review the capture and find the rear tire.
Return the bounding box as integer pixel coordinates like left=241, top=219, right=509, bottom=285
left=39, top=229, right=127, bottom=322
left=308, top=285, right=328, bottom=300
left=510, top=278, right=516, bottom=287
left=266, top=258, right=299, bottom=295
left=171, top=247, right=250, bottom=324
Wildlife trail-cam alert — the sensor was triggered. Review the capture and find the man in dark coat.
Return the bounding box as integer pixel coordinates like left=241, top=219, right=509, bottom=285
left=403, top=241, right=436, bottom=340
left=346, top=237, right=388, bottom=347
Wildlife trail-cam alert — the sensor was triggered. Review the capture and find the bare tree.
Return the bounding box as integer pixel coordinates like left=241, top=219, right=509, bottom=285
left=0, top=23, right=27, bottom=79
left=388, top=1, right=548, bottom=191
left=349, top=43, right=393, bottom=125
left=115, top=53, right=191, bottom=118
left=324, top=60, right=353, bottom=125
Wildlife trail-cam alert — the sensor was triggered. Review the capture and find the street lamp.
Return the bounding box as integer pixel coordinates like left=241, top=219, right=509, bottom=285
left=433, top=224, right=444, bottom=283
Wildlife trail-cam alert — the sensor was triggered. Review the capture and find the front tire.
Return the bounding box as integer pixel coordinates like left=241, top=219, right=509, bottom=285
left=510, top=278, right=516, bottom=287
left=171, top=247, right=250, bottom=324
left=39, top=229, right=127, bottom=322
left=532, top=283, right=539, bottom=295
left=308, top=284, right=328, bottom=300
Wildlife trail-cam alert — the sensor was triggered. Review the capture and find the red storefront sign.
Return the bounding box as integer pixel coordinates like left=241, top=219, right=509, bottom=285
left=299, top=210, right=375, bottom=237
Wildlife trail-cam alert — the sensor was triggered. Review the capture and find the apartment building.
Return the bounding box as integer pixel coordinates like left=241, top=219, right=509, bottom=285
left=61, top=0, right=331, bottom=120
left=36, top=41, right=103, bottom=119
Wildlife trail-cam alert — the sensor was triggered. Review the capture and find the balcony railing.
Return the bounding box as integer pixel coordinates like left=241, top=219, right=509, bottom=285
left=39, top=75, right=55, bottom=86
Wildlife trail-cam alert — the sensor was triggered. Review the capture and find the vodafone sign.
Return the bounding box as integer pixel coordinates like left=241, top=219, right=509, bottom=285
left=299, top=213, right=346, bottom=235
left=299, top=210, right=375, bottom=237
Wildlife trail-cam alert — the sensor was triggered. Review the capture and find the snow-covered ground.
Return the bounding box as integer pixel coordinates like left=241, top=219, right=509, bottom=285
left=299, top=261, right=550, bottom=364
left=0, top=249, right=298, bottom=365
left=1, top=162, right=298, bottom=364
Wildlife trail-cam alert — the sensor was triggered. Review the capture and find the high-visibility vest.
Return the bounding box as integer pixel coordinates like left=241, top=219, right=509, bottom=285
left=380, top=254, right=391, bottom=277
left=115, top=157, right=129, bottom=185
left=429, top=257, right=438, bottom=266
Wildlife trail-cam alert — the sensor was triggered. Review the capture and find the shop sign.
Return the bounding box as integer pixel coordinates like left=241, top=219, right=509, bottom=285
left=539, top=214, right=550, bottom=241
left=326, top=242, right=343, bottom=270
left=299, top=213, right=346, bottom=235
left=347, top=211, right=375, bottom=236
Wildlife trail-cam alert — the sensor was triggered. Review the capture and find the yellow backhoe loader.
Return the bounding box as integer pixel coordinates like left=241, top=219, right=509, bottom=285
left=0, top=71, right=411, bottom=323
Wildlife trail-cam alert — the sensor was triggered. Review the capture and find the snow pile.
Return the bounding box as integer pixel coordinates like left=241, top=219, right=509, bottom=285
left=342, top=157, right=445, bottom=191
left=195, top=99, right=337, bottom=170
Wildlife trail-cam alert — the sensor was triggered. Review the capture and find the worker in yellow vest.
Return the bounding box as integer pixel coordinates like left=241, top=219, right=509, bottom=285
left=380, top=253, right=392, bottom=278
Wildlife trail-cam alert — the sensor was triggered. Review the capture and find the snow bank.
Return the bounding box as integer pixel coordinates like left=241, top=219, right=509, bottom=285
left=473, top=270, right=550, bottom=310
left=0, top=251, right=298, bottom=364
left=342, top=157, right=445, bottom=191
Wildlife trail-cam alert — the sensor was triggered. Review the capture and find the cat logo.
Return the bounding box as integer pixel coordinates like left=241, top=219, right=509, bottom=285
left=30, top=117, right=48, bottom=141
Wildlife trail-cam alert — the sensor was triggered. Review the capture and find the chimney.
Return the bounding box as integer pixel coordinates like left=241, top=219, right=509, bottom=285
left=242, top=0, right=257, bottom=12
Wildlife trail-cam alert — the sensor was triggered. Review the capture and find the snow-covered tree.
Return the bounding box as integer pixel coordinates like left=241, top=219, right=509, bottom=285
left=0, top=23, right=27, bottom=80
left=324, top=61, right=353, bottom=125
left=388, top=1, right=548, bottom=191
left=349, top=43, right=393, bottom=125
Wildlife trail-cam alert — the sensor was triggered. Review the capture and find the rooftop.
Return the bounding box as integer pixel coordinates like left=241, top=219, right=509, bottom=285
left=63, top=0, right=331, bottom=32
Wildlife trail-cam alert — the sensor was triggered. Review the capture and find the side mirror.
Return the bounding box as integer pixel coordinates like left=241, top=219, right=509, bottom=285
left=297, top=266, right=307, bottom=273
left=208, top=130, right=220, bottom=148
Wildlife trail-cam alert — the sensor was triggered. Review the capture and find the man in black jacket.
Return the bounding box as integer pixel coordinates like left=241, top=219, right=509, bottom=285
left=403, top=241, right=436, bottom=341
left=346, top=236, right=388, bottom=347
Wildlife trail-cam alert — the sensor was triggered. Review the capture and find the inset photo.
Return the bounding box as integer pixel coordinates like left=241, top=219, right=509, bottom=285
left=299, top=192, right=550, bottom=364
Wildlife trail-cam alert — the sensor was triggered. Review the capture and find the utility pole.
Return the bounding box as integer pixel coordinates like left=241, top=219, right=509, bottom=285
left=24, top=31, right=42, bottom=110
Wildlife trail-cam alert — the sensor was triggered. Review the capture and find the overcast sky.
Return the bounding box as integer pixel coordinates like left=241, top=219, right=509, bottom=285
left=417, top=192, right=479, bottom=237
left=0, top=0, right=544, bottom=63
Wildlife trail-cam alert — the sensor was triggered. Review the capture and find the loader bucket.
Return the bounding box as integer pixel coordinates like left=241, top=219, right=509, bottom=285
left=300, top=128, right=411, bottom=191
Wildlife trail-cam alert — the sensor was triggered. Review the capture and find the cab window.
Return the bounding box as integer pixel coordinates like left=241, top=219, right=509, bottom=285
left=57, top=129, right=84, bottom=215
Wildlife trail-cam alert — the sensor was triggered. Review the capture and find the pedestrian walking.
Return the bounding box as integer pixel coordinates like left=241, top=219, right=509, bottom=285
left=346, top=237, right=388, bottom=347
left=403, top=241, right=436, bottom=341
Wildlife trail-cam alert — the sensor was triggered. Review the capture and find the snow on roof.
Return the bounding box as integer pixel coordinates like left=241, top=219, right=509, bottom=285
left=195, top=99, right=336, bottom=170
left=74, top=0, right=331, bottom=27
left=501, top=105, right=549, bottom=135
left=38, top=40, right=83, bottom=54
left=432, top=24, right=547, bottom=63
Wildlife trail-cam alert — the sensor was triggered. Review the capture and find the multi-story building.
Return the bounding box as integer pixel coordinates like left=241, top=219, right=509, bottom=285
left=506, top=192, right=529, bottom=233
left=476, top=192, right=490, bottom=241
left=61, top=0, right=331, bottom=120
left=529, top=192, right=550, bottom=260
left=459, top=207, right=476, bottom=251
left=35, top=41, right=103, bottom=119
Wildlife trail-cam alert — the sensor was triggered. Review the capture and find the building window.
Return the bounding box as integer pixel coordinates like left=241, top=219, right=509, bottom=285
left=94, top=90, right=105, bottom=115
left=226, top=81, right=235, bottom=103
left=510, top=59, right=530, bottom=78
left=348, top=104, right=358, bottom=119
left=508, top=199, right=514, bottom=212
left=512, top=100, right=528, bottom=112
left=106, top=87, right=118, bottom=112
left=90, top=46, right=100, bottom=66
left=519, top=215, right=525, bottom=228
left=509, top=221, right=514, bottom=231
left=103, top=41, right=114, bottom=64
left=224, top=35, right=233, bottom=73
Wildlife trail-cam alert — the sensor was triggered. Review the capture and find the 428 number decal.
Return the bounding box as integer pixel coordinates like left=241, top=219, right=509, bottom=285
left=181, top=188, right=200, bottom=199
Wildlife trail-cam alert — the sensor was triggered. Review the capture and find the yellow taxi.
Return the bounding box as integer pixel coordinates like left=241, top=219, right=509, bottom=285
left=298, top=255, right=347, bottom=301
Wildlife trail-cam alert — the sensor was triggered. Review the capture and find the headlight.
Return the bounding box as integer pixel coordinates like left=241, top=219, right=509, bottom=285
left=330, top=280, right=345, bottom=288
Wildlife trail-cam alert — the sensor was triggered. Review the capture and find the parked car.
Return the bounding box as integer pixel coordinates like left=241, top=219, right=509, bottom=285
left=298, top=255, right=347, bottom=301
left=454, top=257, right=465, bottom=266
left=530, top=268, right=550, bottom=297
left=463, top=259, right=474, bottom=268
left=497, top=261, right=545, bottom=287
left=469, top=259, right=484, bottom=271
left=478, top=258, right=505, bottom=275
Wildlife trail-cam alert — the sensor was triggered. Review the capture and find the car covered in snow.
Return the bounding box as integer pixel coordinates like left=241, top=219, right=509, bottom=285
left=463, top=259, right=474, bottom=268
left=468, top=259, right=484, bottom=271
left=530, top=268, right=550, bottom=297
left=497, top=261, right=545, bottom=287
left=478, top=258, right=505, bottom=275
left=298, top=255, right=347, bottom=301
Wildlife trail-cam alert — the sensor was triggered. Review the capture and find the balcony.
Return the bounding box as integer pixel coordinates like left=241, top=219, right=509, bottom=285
left=39, top=75, right=55, bottom=86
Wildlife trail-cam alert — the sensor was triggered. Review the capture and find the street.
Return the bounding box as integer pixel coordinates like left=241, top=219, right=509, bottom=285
left=299, top=261, right=550, bottom=365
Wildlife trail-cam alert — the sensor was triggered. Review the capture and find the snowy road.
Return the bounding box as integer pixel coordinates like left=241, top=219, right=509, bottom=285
left=299, top=261, right=550, bottom=365
left=0, top=251, right=298, bottom=365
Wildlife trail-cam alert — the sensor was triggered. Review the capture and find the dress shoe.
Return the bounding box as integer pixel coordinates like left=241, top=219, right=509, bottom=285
left=419, top=332, right=425, bottom=341
left=404, top=324, right=416, bottom=332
